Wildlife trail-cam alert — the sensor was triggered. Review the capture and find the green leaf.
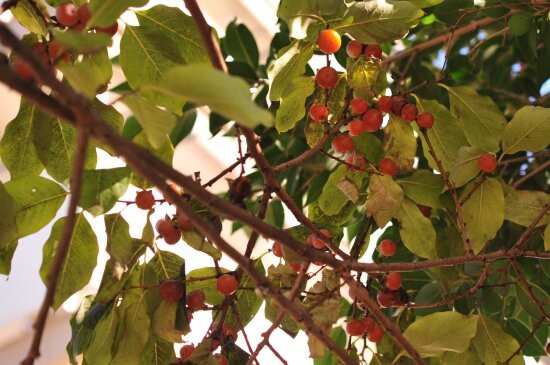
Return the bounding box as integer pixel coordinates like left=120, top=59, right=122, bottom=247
left=352, top=132, right=384, bottom=164
left=141, top=336, right=176, bottom=365
left=225, top=20, right=259, bottom=68
left=152, top=64, right=273, bottom=128
left=461, top=178, right=504, bottom=253
left=182, top=230, right=222, bottom=260
left=395, top=198, right=436, bottom=258
left=403, top=312, right=478, bottom=358
left=502, top=106, right=550, bottom=155
left=4, top=176, right=67, bottom=239
left=398, top=170, right=444, bottom=209
left=268, top=41, right=315, bottom=101
left=383, top=115, right=417, bottom=173
left=448, top=146, right=483, bottom=188
left=441, top=348, right=481, bottom=365
left=105, top=213, right=134, bottom=265
left=40, top=214, right=99, bottom=309
left=319, top=166, right=365, bottom=216
left=508, top=12, right=532, bottom=36
left=152, top=300, right=185, bottom=342
left=90, top=100, right=124, bottom=155
left=305, top=119, right=324, bottom=148
left=80, top=168, right=131, bottom=216
left=0, top=100, right=51, bottom=178
left=11, top=0, right=48, bottom=36
left=84, top=304, right=120, bottom=365
left=120, top=25, right=185, bottom=114
left=414, top=97, right=469, bottom=171
left=0, top=182, right=16, bottom=250
left=170, top=110, right=197, bottom=146
left=88, top=0, right=148, bottom=27
left=44, top=120, right=97, bottom=183
left=58, top=49, right=113, bottom=98
left=123, top=95, right=177, bottom=149
left=515, top=282, right=550, bottom=320
left=136, top=5, right=209, bottom=65
left=545, top=224, right=550, bottom=251
left=67, top=297, right=108, bottom=364
left=472, top=316, right=525, bottom=365
left=149, top=251, right=184, bottom=282
left=365, top=174, right=404, bottom=227
left=131, top=132, right=174, bottom=188
left=274, top=76, right=315, bottom=132
left=441, top=85, right=506, bottom=153
left=186, top=267, right=229, bottom=305
left=407, top=0, right=444, bottom=7
left=347, top=58, right=386, bottom=97
left=504, top=189, right=550, bottom=227
left=0, top=240, right=17, bottom=276
left=334, top=1, right=424, bottom=44
left=226, top=260, right=265, bottom=329
left=52, top=29, right=113, bottom=52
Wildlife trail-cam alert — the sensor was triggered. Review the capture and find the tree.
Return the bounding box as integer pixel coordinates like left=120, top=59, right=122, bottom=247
left=0, top=0, right=548, bottom=364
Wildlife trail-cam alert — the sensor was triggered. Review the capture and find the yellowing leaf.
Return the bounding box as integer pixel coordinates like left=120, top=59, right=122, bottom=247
left=365, top=174, right=404, bottom=227
left=472, top=317, right=525, bottom=365
left=502, top=105, right=550, bottom=155
left=383, top=115, right=417, bottom=173
left=504, top=189, right=550, bottom=227
left=395, top=198, right=436, bottom=258
left=448, top=146, right=483, bottom=188
left=398, top=169, right=444, bottom=208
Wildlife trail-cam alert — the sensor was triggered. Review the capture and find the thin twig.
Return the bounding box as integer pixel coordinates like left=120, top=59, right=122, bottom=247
left=511, top=160, right=550, bottom=188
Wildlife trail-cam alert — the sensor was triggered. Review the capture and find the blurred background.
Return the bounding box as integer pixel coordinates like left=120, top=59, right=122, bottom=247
left=0, top=0, right=548, bottom=364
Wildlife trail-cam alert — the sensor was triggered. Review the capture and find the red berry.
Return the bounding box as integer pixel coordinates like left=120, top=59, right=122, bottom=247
left=216, top=274, right=238, bottom=296
left=362, top=109, right=383, bottom=132
left=346, top=153, right=367, bottom=172
left=346, top=40, right=363, bottom=58
left=379, top=158, right=398, bottom=177
left=346, top=319, right=367, bottom=336
left=317, top=29, right=341, bottom=54
left=48, top=42, right=70, bottom=64
left=391, top=96, right=407, bottom=115
left=177, top=212, right=193, bottom=231
left=156, top=219, right=180, bottom=244
left=223, top=325, right=238, bottom=342
left=348, top=119, right=366, bottom=136
left=401, top=104, right=418, bottom=122
left=477, top=153, right=498, bottom=173
left=159, top=279, right=183, bottom=302
left=272, top=241, right=283, bottom=257
left=96, top=21, right=118, bottom=37
left=13, top=60, right=33, bottom=80
left=418, top=205, right=431, bottom=218
left=350, top=97, right=368, bottom=115
left=367, top=325, right=384, bottom=343
left=31, top=43, right=50, bottom=64
left=386, top=272, right=402, bottom=291
left=186, top=290, right=205, bottom=311
left=288, top=262, right=302, bottom=272
left=77, top=3, right=91, bottom=25
left=362, top=318, right=375, bottom=332
left=332, top=134, right=354, bottom=153
left=309, top=103, right=328, bottom=121
left=417, top=112, right=435, bottom=128
left=377, top=96, right=392, bottom=113
left=379, top=239, right=397, bottom=257
left=310, top=229, right=332, bottom=250
left=364, top=44, right=382, bottom=59
left=135, top=190, right=155, bottom=210
left=316, top=66, right=338, bottom=89
left=546, top=342, right=550, bottom=355
left=57, top=3, right=79, bottom=27
left=219, top=355, right=228, bottom=365
left=179, top=344, right=195, bottom=360
left=377, top=291, right=394, bottom=307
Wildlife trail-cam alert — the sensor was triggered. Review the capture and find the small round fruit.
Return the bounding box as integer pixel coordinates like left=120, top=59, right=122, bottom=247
left=332, top=134, right=354, bottom=153
left=311, top=229, right=332, bottom=250
left=177, top=212, right=193, bottom=231
left=288, top=262, right=302, bottom=272
left=364, top=44, right=382, bottom=59
left=272, top=241, right=283, bottom=257
left=346, top=153, right=367, bottom=171
left=179, top=344, right=195, bottom=360
left=31, top=43, right=50, bottom=63
left=477, top=153, right=498, bottom=173
left=156, top=219, right=175, bottom=237
left=417, top=111, right=435, bottom=128
left=216, top=274, right=238, bottom=296
left=309, top=103, right=328, bottom=121
left=348, top=119, right=366, bottom=136
left=346, top=40, right=363, bottom=58
left=367, top=325, right=384, bottom=343
left=57, top=3, right=79, bottom=27
left=379, top=239, right=397, bottom=257
left=163, top=229, right=181, bottom=245
left=401, top=103, right=418, bottom=122
left=159, top=279, right=183, bottom=302
left=223, top=325, right=238, bottom=342
left=186, top=290, right=206, bottom=311
left=377, top=290, right=394, bottom=307
left=219, top=355, right=228, bottom=365
left=13, top=60, right=33, bottom=80
left=135, top=190, right=155, bottom=210
left=391, top=96, right=407, bottom=115
left=362, top=109, right=383, bottom=132
left=350, top=97, right=368, bottom=115
left=316, top=66, right=338, bottom=89
left=377, top=95, right=392, bottom=113
left=317, top=29, right=341, bottom=54
left=77, top=3, right=91, bottom=25
left=379, top=158, right=398, bottom=177
left=418, top=205, right=431, bottom=218
left=48, top=42, right=70, bottom=64
left=96, top=21, right=118, bottom=37
left=386, top=272, right=402, bottom=291
left=362, top=317, right=375, bottom=332
left=346, top=319, right=367, bottom=336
